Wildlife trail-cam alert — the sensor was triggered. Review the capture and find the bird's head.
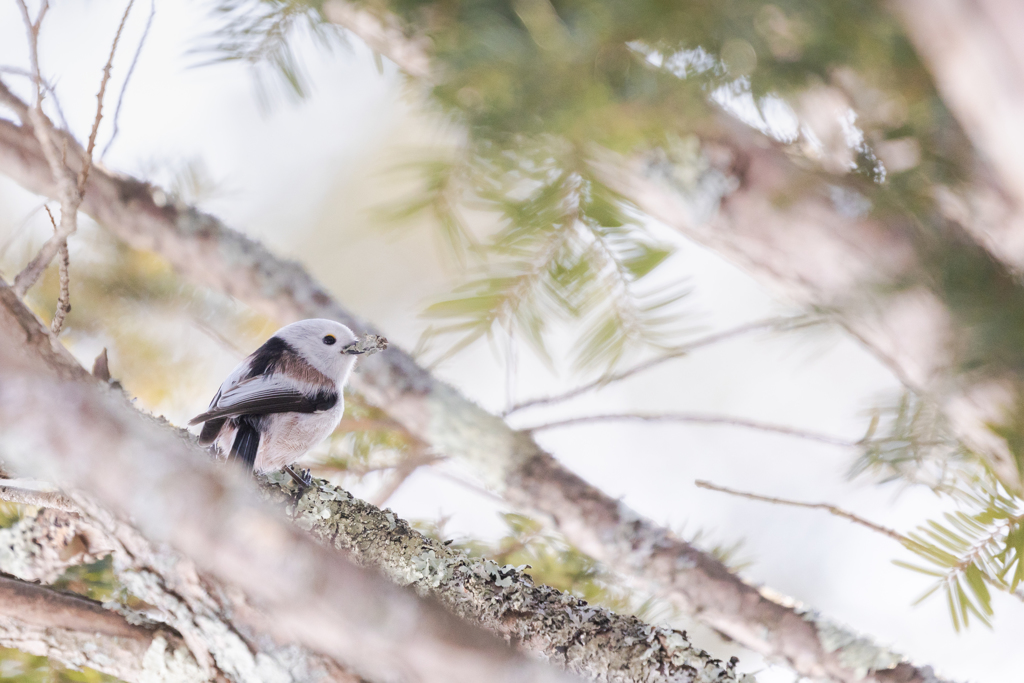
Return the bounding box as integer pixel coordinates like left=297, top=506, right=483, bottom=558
left=274, top=319, right=367, bottom=382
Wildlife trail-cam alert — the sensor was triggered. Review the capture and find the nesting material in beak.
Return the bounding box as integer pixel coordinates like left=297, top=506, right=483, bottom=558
left=342, top=334, right=388, bottom=356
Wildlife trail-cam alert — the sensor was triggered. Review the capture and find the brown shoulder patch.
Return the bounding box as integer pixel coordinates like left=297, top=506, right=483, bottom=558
left=278, top=349, right=333, bottom=387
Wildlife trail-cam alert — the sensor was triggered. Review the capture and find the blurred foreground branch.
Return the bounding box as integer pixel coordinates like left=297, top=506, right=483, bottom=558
left=0, top=481, right=79, bottom=512
left=0, top=574, right=196, bottom=682
left=0, top=88, right=957, bottom=681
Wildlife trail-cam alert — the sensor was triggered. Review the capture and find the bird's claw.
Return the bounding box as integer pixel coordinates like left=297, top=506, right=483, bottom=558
left=284, top=465, right=315, bottom=489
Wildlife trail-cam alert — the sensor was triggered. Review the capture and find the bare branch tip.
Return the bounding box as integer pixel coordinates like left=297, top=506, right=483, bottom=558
left=92, top=348, right=111, bottom=382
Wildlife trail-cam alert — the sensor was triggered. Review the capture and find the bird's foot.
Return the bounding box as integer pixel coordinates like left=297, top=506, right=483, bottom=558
left=284, top=465, right=314, bottom=489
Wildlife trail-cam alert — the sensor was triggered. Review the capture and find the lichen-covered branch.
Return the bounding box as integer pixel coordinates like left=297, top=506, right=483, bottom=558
left=0, top=100, right=955, bottom=683
left=0, top=452, right=757, bottom=682
left=0, top=574, right=199, bottom=683
left=261, top=475, right=752, bottom=683
left=0, top=506, right=111, bottom=583
left=0, top=504, right=356, bottom=683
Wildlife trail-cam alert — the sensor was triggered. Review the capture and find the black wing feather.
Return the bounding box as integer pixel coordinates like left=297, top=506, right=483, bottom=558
left=198, top=418, right=226, bottom=445
left=189, top=389, right=337, bottom=426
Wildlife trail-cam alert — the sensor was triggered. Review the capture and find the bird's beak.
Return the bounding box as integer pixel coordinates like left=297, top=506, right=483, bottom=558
left=341, top=343, right=364, bottom=355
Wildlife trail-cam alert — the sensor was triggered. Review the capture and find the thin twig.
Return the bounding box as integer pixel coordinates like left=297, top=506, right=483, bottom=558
left=102, top=0, right=155, bottom=160
left=694, top=480, right=1024, bottom=605
left=14, top=0, right=49, bottom=112
left=0, top=67, right=68, bottom=130
left=336, top=417, right=408, bottom=433
left=370, top=449, right=445, bottom=506
left=78, top=0, right=136, bottom=195
left=504, top=315, right=813, bottom=415
left=0, top=482, right=80, bottom=514
left=431, top=469, right=509, bottom=504
left=192, top=316, right=250, bottom=356
left=12, top=0, right=133, bottom=298
left=523, top=412, right=859, bottom=447
left=14, top=0, right=79, bottom=298
left=45, top=205, right=70, bottom=335
left=694, top=480, right=908, bottom=543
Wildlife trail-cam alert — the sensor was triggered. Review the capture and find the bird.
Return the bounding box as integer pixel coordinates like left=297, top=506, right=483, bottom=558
left=189, top=319, right=386, bottom=486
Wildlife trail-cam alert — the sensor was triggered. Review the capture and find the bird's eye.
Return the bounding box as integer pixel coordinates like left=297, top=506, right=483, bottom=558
left=322, top=335, right=337, bottom=345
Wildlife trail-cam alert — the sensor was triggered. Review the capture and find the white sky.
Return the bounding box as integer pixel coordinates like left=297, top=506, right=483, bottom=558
left=1, top=2, right=1021, bottom=681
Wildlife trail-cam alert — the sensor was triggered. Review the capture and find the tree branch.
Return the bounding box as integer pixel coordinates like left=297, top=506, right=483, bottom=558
left=0, top=502, right=361, bottom=682
left=102, top=0, right=156, bottom=159
left=0, top=111, right=954, bottom=683
left=594, top=119, right=1024, bottom=492
left=13, top=0, right=81, bottom=299
left=523, top=412, right=859, bottom=448
left=0, top=482, right=79, bottom=513
left=694, top=480, right=908, bottom=543
left=0, top=574, right=202, bottom=682
left=43, top=205, right=71, bottom=335
left=261, top=474, right=753, bottom=683
left=695, top=478, right=1024, bottom=607
left=77, top=0, right=135, bottom=196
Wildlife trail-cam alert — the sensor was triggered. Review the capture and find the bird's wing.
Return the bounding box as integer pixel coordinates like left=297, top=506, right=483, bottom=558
left=188, top=375, right=338, bottom=426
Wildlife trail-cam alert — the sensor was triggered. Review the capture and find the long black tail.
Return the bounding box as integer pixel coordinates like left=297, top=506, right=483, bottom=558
left=230, top=417, right=260, bottom=471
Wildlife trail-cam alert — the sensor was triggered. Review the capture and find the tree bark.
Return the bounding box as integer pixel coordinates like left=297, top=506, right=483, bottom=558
left=0, top=575, right=201, bottom=683
left=0, top=102, right=955, bottom=682
left=0, top=502, right=357, bottom=683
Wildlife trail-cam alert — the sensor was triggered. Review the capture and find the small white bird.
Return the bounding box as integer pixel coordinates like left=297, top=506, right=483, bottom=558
left=190, top=319, right=386, bottom=484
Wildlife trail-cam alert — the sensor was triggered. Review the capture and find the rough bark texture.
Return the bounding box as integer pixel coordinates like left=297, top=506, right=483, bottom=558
left=261, top=476, right=752, bottom=683
left=0, top=100, right=955, bottom=683
left=0, top=575, right=197, bottom=683
left=0, top=278, right=759, bottom=683
left=0, top=503, right=356, bottom=683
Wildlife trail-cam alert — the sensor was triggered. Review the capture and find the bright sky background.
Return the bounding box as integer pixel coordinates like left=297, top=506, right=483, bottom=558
left=1, top=2, right=1022, bottom=681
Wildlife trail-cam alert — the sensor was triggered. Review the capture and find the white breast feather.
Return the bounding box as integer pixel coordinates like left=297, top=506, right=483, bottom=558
left=253, top=399, right=345, bottom=473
